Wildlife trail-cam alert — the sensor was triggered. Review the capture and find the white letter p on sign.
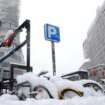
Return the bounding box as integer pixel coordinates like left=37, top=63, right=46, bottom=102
left=48, top=26, right=56, bottom=38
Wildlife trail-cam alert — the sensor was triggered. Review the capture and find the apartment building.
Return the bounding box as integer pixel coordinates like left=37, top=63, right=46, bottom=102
left=80, top=1, right=105, bottom=71
left=0, top=0, right=25, bottom=69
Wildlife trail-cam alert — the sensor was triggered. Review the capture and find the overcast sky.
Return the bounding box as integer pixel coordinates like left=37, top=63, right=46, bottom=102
left=19, top=0, right=105, bottom=76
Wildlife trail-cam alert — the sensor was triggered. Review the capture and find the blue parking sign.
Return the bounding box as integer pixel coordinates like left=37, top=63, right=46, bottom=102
left=44, top=24, right=60, bottom=42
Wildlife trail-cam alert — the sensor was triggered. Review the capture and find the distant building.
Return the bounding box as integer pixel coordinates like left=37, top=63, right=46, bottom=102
left=80, top=1, right=105, bottom=71
left=0, top=0, right=25, bottom=70
left=87, top=64, right=105, bottom=81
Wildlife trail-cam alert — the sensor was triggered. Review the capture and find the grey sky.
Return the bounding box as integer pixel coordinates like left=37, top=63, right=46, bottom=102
left=20, top=0, right=105, bottom=76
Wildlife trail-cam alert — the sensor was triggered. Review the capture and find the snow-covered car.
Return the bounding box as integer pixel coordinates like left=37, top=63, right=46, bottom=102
left=74, top=79, right=104, bottom=96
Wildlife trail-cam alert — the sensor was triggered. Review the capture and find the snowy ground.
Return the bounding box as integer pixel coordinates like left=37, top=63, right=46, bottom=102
left=1, top=72, right=105, bottom=105
left=0, top=94, right=105, bottom=105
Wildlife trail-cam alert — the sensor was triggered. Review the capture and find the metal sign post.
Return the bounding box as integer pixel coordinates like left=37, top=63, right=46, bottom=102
left=44, top=24, right=60, bottom=76
left=51, top=41, right=56, bottom=76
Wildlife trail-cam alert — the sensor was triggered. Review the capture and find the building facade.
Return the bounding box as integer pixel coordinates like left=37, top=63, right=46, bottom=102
left=80, top=1, right=105, bottom=71
left=0, top=0, right=25, bottom=69
left=87, top=64, right=105, bottom=81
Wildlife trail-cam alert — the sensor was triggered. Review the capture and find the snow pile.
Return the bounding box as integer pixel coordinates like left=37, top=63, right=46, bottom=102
left=50, top=76, right=84, bottom=92
left=50, top=77, right=105, bottom=97
left=0, top=94, right=19, bottom=101
left=0, top=72, right=105, bottom=105
left=0, top=94, right=105, bottom=105
left=83, top=87, right=104, bottom=97
left=76, top=79, right=104, bottom=89
left=16, top=72, right=104, bottom=98
left=74, top=79, right=105, bottom=96
left=16, top=72, right=58, bottom=98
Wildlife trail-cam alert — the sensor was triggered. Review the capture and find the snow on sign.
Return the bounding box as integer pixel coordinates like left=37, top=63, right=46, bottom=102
left=44, top=24, right=60, bottom=42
